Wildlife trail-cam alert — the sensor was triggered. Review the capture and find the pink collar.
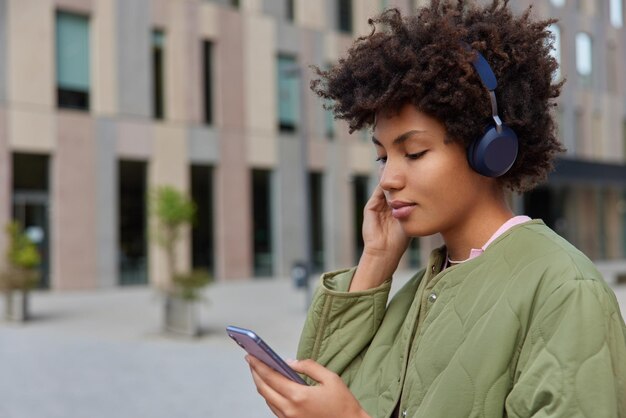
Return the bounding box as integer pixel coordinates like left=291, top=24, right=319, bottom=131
left=447, top=215, right=531, bottom=264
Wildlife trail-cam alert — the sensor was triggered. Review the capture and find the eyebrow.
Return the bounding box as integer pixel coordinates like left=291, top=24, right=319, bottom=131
left=371, top=130, right=428, bottom=147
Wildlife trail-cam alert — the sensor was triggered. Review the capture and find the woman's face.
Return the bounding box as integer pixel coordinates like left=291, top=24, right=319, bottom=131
left=372, top=103, right=493, bottom=237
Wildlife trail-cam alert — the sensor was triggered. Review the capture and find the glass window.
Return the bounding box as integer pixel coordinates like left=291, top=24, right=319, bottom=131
left=547, top=24, right=562, bottom=81
left=55, top=11, right=90, bottom=110
left=191, top=165, right=214, bottom=275
left=286, top=0, right=295, bottom=22
left=119, top=160, right=148, bottom=286
left=309, top=172, right=325, bottom=272
left=252, top=169, right=273, bottom=277
left=610, top=0, right=624, bottom=27
left=352, top=175, right=369, bottom=264
left=325, top=99, right=335, bottom=139
left=575, top=32, right=592, bottom=86
left=152, top=30, right=165, bottom=119
left=277, top=55, right=300, bottom=132
left=338, top=0, right=353, bottom=33
left=203, top=40, right=213, bottom=124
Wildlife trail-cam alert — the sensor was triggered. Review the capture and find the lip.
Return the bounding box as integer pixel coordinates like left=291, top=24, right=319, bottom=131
left=388, top=200, right=416, bottom=220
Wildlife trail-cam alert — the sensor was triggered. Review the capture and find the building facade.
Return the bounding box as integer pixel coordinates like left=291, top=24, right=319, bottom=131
left=0, top=0, right=624, bottom=290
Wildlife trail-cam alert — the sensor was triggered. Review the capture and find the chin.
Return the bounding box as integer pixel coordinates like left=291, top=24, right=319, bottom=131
left=400, top=221, right=439, bottom=238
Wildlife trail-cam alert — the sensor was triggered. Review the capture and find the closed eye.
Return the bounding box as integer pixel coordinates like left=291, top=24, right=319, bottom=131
left=406, top=151, right=428, bottom=160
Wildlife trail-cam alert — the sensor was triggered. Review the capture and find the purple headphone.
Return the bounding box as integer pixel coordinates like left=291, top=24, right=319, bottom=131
left=465, top=46, right=518, bottom=177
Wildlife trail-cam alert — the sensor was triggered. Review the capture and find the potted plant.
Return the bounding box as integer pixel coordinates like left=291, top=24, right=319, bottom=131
left=0, top=221, right=41, bottom=322
left=151, top=186, right=212, bottom=337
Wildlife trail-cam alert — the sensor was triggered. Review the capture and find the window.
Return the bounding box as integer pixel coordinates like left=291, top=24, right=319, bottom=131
left=152, top=30, right=165, bottom=119
left=286, top=0, right=295, bottom=22
left=191, top=165, right=214, bottom=274
left=56, top=11, right=90, bottom=111
left=575, top=32, right=592, bottom=86
left=337, top=0, right=353, bottom=33
left=309, top=172, right=325, bottom=272
left=610, top=0, right=624, bottom=27
left=252, top=169, right=273, bottom=277
left=352, top=175, right=369, bottom=264
left=325, top=99, right=335, bottom=139
left=119, top=161, right=148, bottom=285
left=550, top=0, right=566, bottom=6
left=277, top=55, right=300, bottom=132
left=547, top=24, right=562, bottom=81
left=202, top=40, right=213, bottom=124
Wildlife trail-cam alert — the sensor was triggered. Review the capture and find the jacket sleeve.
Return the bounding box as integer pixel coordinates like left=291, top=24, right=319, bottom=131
left=296, top=268, right=391, bottom=385
left=505, top=278, right=626, bottom=418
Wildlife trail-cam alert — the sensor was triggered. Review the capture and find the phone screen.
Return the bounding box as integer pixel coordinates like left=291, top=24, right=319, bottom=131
left=226, top=325, right=308, bottom=385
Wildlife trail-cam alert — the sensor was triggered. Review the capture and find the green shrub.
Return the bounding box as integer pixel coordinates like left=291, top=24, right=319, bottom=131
left=172, top=269, right=213, bottom=301
left=0, top=221, right=41, bottom=292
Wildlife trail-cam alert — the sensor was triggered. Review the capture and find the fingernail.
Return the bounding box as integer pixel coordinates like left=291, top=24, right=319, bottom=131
left=286, top=358, right=297, bottom=365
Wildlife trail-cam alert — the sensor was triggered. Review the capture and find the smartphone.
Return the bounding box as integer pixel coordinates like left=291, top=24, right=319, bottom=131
left=226, top=325, right=308, bottom=385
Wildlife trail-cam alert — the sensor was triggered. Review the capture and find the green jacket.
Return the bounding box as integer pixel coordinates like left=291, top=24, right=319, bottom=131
left=297, top=220, right=626, bottom=418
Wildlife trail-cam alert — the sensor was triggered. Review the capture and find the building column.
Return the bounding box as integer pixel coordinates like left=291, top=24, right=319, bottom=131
left=214, top=8, right=252, bottom=280
left=53, top=112, right=98, bottom=290
left=0, top=107, right=10, bottom=271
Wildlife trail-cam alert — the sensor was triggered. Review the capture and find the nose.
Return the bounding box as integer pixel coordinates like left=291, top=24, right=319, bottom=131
left=378, top=158, right=404, bottom=192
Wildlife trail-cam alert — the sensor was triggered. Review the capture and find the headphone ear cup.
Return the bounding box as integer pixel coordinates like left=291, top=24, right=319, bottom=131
left=468, top=124, right=519, bottom=177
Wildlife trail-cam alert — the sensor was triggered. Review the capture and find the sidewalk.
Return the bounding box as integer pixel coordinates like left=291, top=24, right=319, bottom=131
left=0, top=272, right=625, bottom=418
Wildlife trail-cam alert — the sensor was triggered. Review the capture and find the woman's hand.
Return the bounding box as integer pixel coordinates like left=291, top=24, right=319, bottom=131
left=247, top=356, right=370, bottom=418
left=351, top=185, right=410, bottom=291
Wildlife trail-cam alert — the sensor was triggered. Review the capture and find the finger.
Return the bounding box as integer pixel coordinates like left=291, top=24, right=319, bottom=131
left=367, top=185, right=386, bottom=206
left=288, top=359, right=339, bottom=385
left=249, top=362, right=290, bottom=413
left=265, top=401, right=285, bottom=418
left=247, top=355, right=299, bottom=399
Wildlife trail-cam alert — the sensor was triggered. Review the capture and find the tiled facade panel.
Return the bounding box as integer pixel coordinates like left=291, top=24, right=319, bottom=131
left=117, top=0, right=151, bottom=117
left=0, top=0, right=7, bottom=103
left=7, top=0, right=54, bottom=107
left=94, top=117, right=117, bottom=287
left=8, top=108, right=56, bottom=153
left=324, top=141, right=355, bottom=268
left=214, top=7, right=252, bottom=279
left=244, top=13, right=277, bottom=167
left=53, top=112, right=98, bottom=289
left=188, top=126, right=220, bottom=164
left=167, top=0, right=202, bottom=123
left=116, top=119, right=154, bottom=160
left=296, top=0, right=326, bottom=31
left=93, top=0, right=117, bottom=115
left=276, top=136, right=308, bottom=276
left=149, top=125, right=190, bottom=287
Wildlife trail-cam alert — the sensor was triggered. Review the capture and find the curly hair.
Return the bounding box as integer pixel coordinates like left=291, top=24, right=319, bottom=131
left=311, top=0, right=565, bottom=192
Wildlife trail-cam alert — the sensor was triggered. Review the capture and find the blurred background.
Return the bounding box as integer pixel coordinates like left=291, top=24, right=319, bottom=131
left=0, top=0, right=625, bottom=417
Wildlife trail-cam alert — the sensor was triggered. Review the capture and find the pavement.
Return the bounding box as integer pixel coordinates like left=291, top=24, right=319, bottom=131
left=1, top=271, right=625, bottom=418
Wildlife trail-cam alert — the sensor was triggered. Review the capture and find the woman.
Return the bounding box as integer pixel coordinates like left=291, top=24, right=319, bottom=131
left=246, top=1, right=626, bottom=417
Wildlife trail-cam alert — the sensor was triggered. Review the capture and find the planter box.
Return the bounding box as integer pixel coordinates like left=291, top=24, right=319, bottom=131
left=4, top=291, right=29, bottom=322
left=164, top=295, right=201, bottom=337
